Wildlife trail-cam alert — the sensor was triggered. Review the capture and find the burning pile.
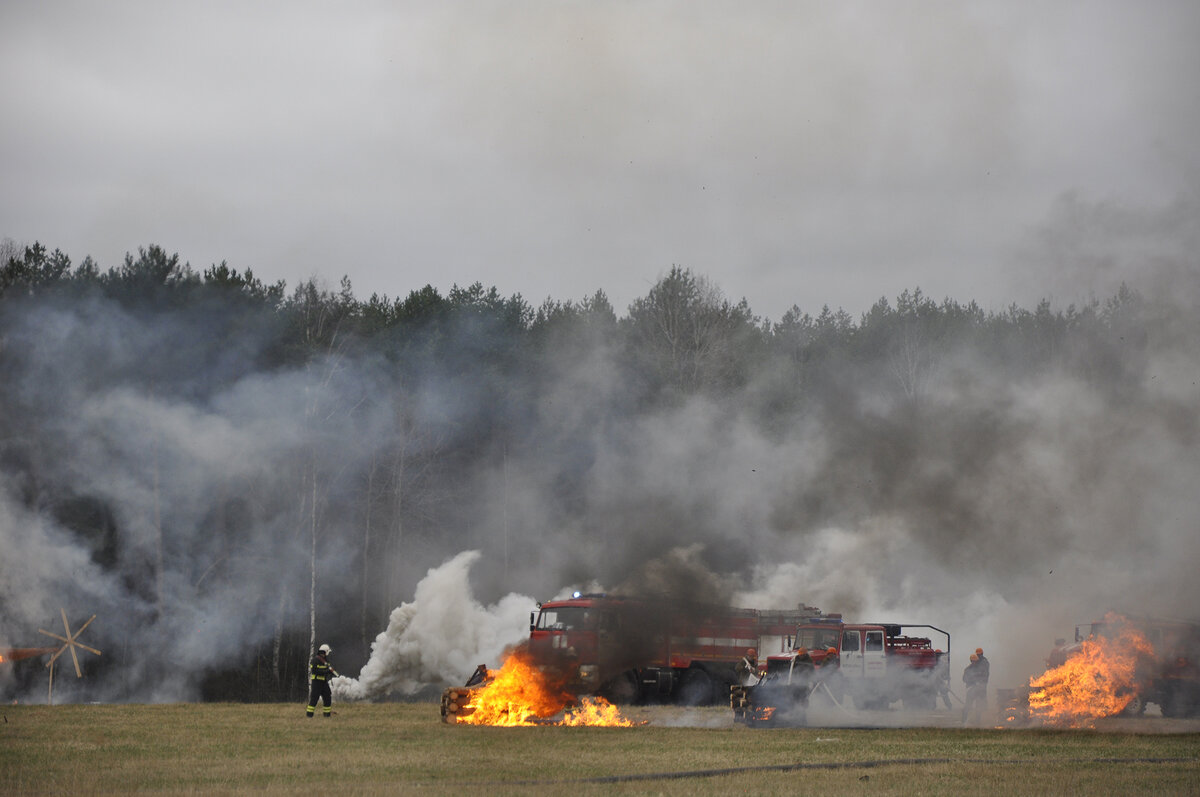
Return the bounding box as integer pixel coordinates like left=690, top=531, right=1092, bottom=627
left=1027, top=614, right=1156, bottom=727
left=441, top=649, right=634, bottom=727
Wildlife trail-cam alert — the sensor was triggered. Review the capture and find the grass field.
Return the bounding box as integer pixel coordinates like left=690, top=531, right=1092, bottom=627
left=1, top=702, right=1198, bottom=795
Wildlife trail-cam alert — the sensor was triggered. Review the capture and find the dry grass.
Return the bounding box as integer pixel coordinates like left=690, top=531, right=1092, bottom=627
left=1, top=702, right=1197, bottom=795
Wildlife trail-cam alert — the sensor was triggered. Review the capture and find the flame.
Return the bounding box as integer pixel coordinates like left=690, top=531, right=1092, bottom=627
left=560, top=697, right=635, bottom=727
left=453, top=650, right=633, bottom=727
left=1028, top=614, right=1155, bottom=727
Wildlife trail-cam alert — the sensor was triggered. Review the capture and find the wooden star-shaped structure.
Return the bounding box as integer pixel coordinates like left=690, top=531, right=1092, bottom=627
left=38, top=609, right=102, bottom=703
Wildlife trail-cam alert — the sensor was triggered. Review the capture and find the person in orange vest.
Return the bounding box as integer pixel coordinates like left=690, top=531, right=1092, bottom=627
left=306, top=644, right=340, bottom=718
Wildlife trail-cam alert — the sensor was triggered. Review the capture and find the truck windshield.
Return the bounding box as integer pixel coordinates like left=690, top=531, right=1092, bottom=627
left=536, top=607, right=595, bottom=631
left=795, top=628, right=841, bottom=651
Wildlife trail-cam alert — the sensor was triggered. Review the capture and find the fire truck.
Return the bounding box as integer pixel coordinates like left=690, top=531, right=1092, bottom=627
left=527, top=593, right=833, bottom=705
left=731, top=619, right=949, bottom=726
left=1048, top=614, right=1200, bottom=718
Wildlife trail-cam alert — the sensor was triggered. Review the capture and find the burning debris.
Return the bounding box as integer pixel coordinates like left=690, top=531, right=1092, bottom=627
left=1010, top=612, right=1200, bottom=728
left=440, top=648, right=635, bottom=727
left=1028, top=616, right=1154, bottom=727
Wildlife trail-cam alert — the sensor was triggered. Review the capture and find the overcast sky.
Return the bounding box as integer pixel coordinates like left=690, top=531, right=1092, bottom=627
left=3, top=1, right=1198, bottom=320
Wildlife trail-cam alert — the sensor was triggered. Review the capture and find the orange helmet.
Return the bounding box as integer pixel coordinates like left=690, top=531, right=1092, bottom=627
left=796, top=647, right=808, bottom=657
left=827, top=647, right=838, bottom=655
left=975, top=648, right=983, bottom=656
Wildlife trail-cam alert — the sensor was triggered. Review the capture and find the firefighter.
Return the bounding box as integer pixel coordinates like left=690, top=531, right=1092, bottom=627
left=974, top=647, right=990, bottom=683
left=816, top=646, right=839, bottom=680
left=792, top=647, right=816, bottom=689
left=736, top=648, right=758, bottom=684
left=306, top=644, right=339, bottom=718
left=961, top=653, right=987, bottom=724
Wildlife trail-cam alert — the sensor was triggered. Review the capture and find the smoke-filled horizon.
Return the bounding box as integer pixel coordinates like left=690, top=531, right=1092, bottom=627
left=1, top=215, right=1198, bottom=705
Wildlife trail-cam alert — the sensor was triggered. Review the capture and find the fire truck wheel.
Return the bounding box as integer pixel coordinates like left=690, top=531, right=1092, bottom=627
left=903, top=689, right=936, bottom=711
left=599, top=672, right=640, bottom=705
left=678, top=668, right=715, bottom=706
left=1161, top=684, right=1198, bottom=718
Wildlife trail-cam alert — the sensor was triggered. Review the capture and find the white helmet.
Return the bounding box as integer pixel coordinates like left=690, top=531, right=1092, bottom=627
left=318, top=644, right=332, bottom=655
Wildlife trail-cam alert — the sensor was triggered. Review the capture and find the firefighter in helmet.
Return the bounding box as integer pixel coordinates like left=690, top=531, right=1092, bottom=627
left=974, top=647, right=990, bottom=683
left=736, top=647, right=759, bottom=684
left=962, top=652, right=987, bottom=724
left=307, top=644, right=340, bottom=718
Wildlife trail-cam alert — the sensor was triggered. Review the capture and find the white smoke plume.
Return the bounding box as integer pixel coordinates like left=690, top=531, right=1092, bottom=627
left=333, top=550, right=533, bottom=700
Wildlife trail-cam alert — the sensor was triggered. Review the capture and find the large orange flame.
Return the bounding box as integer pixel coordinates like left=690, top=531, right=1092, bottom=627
left=452, top=650, right=633, bottom=727
left=1028, top=614, right=1155, bottom=727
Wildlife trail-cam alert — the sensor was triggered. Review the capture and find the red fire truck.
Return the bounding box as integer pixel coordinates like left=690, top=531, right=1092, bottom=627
left=527, top=593, right=834, bottom=705
left=731, top=619, right=949, bottom=725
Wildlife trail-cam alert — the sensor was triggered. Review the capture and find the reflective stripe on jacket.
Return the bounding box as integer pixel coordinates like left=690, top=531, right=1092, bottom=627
left=311, top=657, right=337, bottom=682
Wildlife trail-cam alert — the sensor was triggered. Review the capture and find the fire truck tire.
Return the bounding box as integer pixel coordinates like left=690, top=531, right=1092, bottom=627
left=904, top=689, right=936, bottom=711
left=678, top=668, right=715, bottom=706
left=599, top=671, right=640, bottom=705
left=1161, top=684, right=1198, bottom=718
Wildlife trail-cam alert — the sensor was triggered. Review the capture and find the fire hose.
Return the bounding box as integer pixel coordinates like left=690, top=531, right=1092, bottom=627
left=457, top=756, right=1199, bottom=788
left=816, top=681, right=860, bottom=720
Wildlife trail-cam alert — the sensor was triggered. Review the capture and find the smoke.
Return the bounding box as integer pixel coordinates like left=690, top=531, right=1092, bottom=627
left=2, top=189, right=1198, bottom=708
left=333, top=551, right=532, bottom=700
left=1020, top=192, right=1200, bottom=311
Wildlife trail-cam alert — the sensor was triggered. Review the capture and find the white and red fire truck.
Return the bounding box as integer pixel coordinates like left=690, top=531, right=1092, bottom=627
left=527, top=593, right=835, bottom=705
left=731, top=618, right=949, bottom=725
